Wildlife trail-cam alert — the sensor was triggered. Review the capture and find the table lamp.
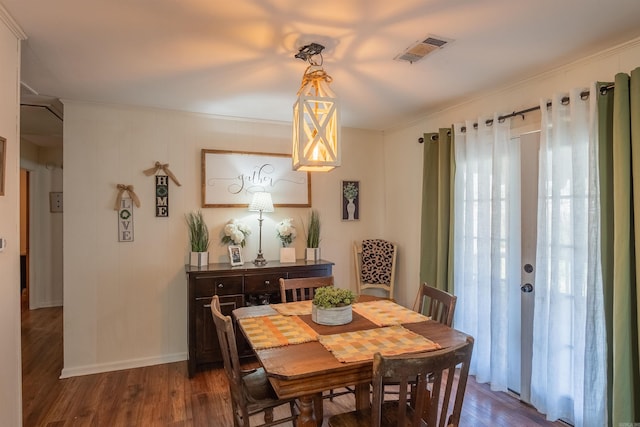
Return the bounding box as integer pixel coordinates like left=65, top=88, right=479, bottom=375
left=248, top=192, right=274, bottom=266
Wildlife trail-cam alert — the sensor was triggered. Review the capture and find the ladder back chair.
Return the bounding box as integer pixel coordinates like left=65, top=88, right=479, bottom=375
left=210, top=295, right=298, bottom=427
left=384, top=284, right=458, bottom=402
left=279, top=275, right=334, bottom=303
left=353, top=239, right=397, bottom=298
left=418, top=283, right=457, bottom=327
left=328, top=336, right=475, bottom=427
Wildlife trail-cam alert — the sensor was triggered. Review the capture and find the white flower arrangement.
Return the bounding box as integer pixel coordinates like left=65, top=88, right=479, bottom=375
left=221, top=219, right=251, bottom=247
left=343, top=182, right=358, bottom=200
left=276, top=218, right=297, bottom=247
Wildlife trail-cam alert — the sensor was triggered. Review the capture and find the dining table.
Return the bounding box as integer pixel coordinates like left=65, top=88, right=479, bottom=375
left=233, top=295, right=471, bottom=427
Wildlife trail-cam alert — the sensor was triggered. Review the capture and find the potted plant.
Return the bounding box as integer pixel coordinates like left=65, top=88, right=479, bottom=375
left=304, top=209, right=321, bottom=262
left=276, top=217, right=297, bottom=263
left=186, top=211, right=210, bottom=266
left=311, top=287, right=357, bottom=325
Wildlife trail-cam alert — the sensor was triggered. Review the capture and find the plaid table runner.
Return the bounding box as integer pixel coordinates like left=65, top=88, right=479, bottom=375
left=352, top=299, right=430, bottom=326
left=238, top=314, right=318, bottom=350
left=271, top=300, right=313, bottom=316
left=318, top=325, right=441, bottom=363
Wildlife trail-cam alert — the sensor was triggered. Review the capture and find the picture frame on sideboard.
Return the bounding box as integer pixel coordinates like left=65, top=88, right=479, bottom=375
left=228, top=245, right=244, bottom=266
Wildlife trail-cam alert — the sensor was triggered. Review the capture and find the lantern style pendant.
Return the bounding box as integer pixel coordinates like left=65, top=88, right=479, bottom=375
left=292, top=45, right=341, bottom=172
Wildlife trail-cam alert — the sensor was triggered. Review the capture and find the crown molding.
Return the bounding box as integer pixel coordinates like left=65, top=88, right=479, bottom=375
left=0, top=4, right=26, bottom=40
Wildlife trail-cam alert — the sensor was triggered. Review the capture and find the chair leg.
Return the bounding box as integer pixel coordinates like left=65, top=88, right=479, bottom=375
left=264, top=408, right=274, bottom=424
left=313, top=393, right=323, bottom=422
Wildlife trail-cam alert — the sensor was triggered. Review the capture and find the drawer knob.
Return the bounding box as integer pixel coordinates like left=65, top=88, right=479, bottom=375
left=217, top=283, right=224, bottom=288
left=264, top=280, right=270, bottom=285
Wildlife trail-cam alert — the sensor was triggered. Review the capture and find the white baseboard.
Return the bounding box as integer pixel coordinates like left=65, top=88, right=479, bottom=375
left=33, top=300, right=63, bottom=309
left=59, top=352, right=188, bottom=379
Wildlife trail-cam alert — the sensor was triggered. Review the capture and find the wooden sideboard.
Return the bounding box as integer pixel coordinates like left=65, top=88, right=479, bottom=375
left=186, top=259, right=334, bottom=377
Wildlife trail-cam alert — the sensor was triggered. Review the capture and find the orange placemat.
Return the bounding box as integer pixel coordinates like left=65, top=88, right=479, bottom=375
left=238, top=315, right=318, bottom=350
left=352, top=300, right=430, bottom=326
left=271, top=301, right=313, bottom=316
left=318, top=325, right=441, bottom=363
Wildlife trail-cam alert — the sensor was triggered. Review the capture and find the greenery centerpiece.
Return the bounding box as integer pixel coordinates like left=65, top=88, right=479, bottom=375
left=311, top=287, right=356, bottom=325
left=304, top=209, right=321, bottom=261
left=186, top=211, right=210, bottom=266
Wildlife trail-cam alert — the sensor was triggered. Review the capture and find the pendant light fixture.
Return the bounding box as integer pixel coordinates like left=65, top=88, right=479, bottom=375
left=292, top=43, right=341, bottom=172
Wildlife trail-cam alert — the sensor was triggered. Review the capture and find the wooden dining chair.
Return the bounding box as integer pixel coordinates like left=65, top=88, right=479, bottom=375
left=353, top=240, right=397, bottom=299
left=328, top=336, right=474, bottom=427
left=278, top=275, right=334, bottom=303
left=210, top=295, right=298, bottom=427
left=381, top=283, right=457, bottom=402
left=417, top=283, right=457, bottom=327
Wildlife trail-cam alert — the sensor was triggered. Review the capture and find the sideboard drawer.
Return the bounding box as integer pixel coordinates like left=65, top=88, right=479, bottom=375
left=244, top=273, right=283, bottom=295
left=194, top=275, right=243, bottom=297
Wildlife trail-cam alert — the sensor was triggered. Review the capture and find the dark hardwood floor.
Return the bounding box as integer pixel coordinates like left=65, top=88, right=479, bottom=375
left=22, top=307, right=566, bottom=426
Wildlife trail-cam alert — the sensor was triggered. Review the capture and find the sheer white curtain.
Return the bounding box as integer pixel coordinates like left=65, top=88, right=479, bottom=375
left=531, top=85, right=606, bottom=426
left=452, top=114, right=521, bottom=391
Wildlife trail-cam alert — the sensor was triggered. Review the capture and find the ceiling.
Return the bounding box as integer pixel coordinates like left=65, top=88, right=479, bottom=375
left=5, top=0, right=640, bottom=147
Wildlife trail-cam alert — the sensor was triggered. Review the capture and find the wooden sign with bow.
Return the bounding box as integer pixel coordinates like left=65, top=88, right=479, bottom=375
left=114, top=184, right=140, bottom=242
left=143, top=161, right=181, bottom=217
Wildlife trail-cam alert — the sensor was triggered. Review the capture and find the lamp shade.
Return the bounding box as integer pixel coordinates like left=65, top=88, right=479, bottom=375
left=248, top=192, right=274, bottom=212
left=292, top=66, right=341, bottom=172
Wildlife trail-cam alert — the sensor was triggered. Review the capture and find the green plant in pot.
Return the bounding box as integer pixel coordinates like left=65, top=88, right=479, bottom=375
left=312, top=286, right=357, bottom=325
left=304, top=209, right=321, bottom=262
left=186, top=210, right=210, bottom=266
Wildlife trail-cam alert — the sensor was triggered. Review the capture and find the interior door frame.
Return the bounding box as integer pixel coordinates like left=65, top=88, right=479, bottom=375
left=20, top=168, right=30, bottom=311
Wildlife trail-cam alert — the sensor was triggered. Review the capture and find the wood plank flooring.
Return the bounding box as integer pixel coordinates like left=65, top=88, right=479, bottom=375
left=22, top=307, right=566, bottom=426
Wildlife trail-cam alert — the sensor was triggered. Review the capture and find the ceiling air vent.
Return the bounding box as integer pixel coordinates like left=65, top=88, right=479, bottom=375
left=394, top=35, right=453, bottom=64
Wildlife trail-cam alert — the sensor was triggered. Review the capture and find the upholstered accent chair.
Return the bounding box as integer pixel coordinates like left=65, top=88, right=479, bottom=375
left=353, top=239, right=397, bottom=298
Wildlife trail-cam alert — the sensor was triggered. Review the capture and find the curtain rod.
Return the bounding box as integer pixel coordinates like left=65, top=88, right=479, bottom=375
left=419, top=83, right=615, bottom=143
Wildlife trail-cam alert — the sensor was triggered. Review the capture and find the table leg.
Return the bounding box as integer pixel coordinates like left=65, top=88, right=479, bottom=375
left=297, top=394, right=318, bottom=427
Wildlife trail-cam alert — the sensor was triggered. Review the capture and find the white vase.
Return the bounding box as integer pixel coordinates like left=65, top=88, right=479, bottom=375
left=346, top=198, right=356, bottom=220
left=306, top=247, right=321, bottom=262
left=280, top=247, right=296, bottom=263
left=190, top=251, right=208, bottom=267
left=312, top=304, right=353, bottom=325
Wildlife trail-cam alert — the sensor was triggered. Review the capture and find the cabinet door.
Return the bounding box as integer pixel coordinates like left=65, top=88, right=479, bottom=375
left=195, top=294, right=244, bottom=365
left=245, top=273, right=285, bottom=304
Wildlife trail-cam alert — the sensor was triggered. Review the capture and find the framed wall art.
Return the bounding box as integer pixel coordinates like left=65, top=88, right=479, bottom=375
left=0, top=136, right=5, bottom=196
left=342, top=180, right=360, bottom=221
left=201, top=149, right=311, bottom=207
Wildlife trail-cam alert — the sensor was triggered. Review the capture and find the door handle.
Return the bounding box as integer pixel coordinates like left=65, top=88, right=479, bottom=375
left=521, top=283, right=533, bottom=293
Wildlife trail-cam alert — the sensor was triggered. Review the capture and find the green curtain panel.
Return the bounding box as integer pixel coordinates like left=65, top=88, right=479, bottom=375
left=598, top=68, right=640, bottom=425
left=420, top=128, right=455, bottom=294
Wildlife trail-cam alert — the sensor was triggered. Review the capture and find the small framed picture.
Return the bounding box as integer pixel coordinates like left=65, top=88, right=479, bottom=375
left=228, top=245, right=244, bottom=266
left=341, top=180, right=360, bottom=221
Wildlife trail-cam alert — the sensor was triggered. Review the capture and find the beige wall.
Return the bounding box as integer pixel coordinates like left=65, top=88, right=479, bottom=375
left=61, top=101, right=385, bottom=376
left=0, top=7, right=24, bottom=425
left=383, top=36, right=640, bottom=309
